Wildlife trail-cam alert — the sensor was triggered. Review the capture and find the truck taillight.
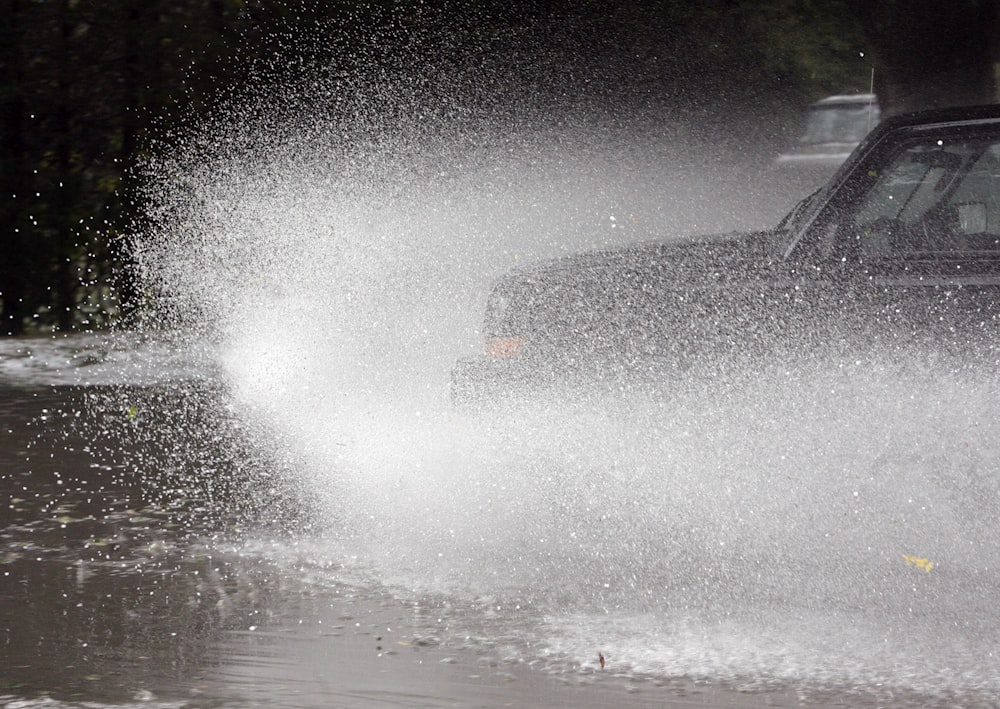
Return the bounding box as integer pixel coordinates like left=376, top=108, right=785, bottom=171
left=486, top=336, right=524, bottom=358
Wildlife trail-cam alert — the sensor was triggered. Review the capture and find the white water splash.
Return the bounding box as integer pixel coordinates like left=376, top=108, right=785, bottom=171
left=126, top=68, right=1000, bottom=704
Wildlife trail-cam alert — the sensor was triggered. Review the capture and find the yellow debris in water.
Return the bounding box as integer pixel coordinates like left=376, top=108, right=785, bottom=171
left=902, top=554, right=934, bottom=572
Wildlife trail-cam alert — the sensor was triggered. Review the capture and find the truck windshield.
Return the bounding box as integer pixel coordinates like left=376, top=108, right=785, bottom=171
left=848, top=138, right=1000, bottom=255
left=783, top=132, right=1000, bottom=261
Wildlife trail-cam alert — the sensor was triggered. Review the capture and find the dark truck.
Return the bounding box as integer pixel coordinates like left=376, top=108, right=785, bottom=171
left=452, top=105, right=1000, bottom=406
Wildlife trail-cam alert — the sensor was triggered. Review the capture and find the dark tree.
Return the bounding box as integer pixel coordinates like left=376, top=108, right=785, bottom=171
left=847, top=0, right=999, bottom=115
left=1, top=0, right=997, bottom=335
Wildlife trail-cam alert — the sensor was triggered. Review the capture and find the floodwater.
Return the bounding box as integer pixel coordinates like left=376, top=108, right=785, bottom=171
left=0, top=337, right=772, bottom=709
left=3, top=335, right=1000, bottom=709
left=1, top=367, right=671, bottom=709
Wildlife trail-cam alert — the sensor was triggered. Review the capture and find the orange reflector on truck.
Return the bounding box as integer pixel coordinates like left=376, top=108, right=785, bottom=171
left=486, top=336, right=525, bottom=358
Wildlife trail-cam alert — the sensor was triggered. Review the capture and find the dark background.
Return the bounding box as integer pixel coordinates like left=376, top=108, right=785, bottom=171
left=1, top=0, right=997, bottom=336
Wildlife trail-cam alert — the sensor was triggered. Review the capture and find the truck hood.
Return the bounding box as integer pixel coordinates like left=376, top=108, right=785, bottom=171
left=482, top=229, right=784, bottom=354
left=496, top=229, right=782, bottom=295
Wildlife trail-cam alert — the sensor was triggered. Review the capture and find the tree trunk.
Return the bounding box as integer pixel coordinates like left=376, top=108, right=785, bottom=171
left=112, top=1, right=152, bottom=320
left=53, top=0, right=76, bottom=331
left=0, top=0, right=29, bottom=335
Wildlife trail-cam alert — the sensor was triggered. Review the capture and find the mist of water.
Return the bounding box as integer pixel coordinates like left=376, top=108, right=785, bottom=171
left=125, top=66, right=1000, bottom=701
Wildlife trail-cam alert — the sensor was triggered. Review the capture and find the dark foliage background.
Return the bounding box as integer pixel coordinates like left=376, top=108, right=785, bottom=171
left=0, top=0, right=995, bottom=335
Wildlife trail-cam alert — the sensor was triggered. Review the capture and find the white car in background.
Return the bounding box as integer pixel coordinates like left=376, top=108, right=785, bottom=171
left=775, top=93, right=880, bottom=176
